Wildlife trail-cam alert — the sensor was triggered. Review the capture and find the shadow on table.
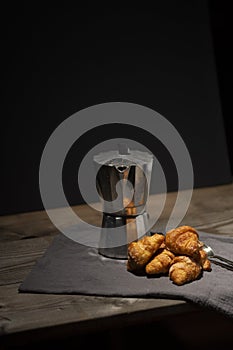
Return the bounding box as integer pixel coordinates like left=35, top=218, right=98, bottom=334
left=2, top=308, right=233, bottom=350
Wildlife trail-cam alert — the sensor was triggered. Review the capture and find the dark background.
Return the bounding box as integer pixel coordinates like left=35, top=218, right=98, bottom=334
left=1, top=1, right=233, bottom=215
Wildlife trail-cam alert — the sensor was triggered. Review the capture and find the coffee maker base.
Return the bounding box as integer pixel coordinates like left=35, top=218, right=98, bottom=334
left=98, top=212, right=150, bottom=259
left=98, top=245, right=128, bottom=260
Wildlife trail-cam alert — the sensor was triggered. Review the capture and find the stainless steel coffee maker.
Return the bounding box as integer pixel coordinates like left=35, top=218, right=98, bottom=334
left=93, top=143, right=153, bottom=259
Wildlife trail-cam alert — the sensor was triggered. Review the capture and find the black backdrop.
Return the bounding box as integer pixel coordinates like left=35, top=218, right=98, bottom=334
left=1, top=1, right=232, bottom=215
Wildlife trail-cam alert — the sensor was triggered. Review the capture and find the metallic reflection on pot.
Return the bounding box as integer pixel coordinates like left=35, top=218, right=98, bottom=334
left=93, top=143, right=153, bottom=259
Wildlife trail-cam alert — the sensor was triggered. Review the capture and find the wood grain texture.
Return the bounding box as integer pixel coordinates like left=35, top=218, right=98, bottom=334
left=0, top=182, right=233, bottom=340
left=0, top=283, right=193, bottom=336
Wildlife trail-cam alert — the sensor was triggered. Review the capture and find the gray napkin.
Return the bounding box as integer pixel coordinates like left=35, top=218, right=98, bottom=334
left=19, top=231, right=233, bottom=318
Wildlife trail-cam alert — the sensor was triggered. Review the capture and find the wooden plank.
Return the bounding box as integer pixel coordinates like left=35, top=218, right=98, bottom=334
left=0, top=204, right=102, bottom=241
left=150, top=183, right=233, bottom=236
left=0, top=183, right=233, bottom=242
left=0, top=237, right=53, bottom=285
left=182, top=183, right=233, bottom=235
left=0, top=283, right=192, bottom=335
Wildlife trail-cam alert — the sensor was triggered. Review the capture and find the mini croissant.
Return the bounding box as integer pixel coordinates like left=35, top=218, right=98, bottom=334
left=127, top=233, right=165, bottom=272
left=196, top=248, right=212, bottom=271
left=169, top=255, right=202, bottom=285
left=145, top=248, right=175, bottom=275
left=165, top=225, right=201, bottom=257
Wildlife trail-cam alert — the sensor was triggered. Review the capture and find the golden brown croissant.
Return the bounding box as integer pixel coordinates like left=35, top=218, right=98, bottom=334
left=127, top=233, right=165, bottom=272
left=165, top=225, right=200, bottom=257
left=145, top=248, right=175, bottom=275
left=196, top=249, right=212, bottom=271
left=169, top=255, right=202, bottom=285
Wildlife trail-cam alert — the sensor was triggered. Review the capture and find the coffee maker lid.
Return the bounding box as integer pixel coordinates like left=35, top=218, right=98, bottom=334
left=93, top=143, right=153, bottom=167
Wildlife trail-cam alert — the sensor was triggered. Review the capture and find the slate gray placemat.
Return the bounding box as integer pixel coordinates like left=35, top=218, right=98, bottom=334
left=19, top=231, right=233, bottom=318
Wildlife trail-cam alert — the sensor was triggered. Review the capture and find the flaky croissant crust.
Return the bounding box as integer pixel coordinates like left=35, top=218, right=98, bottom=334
left=169, top=255, right=202, bottom=285
left=127, top=233, right=165, bottom=272
left=146, top=248, right=175, bottom=275
left=165, top=225, right=201, bottom=257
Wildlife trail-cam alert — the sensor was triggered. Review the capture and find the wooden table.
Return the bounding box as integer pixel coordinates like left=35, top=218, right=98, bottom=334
left=1, top=183, right=233, bottom=349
